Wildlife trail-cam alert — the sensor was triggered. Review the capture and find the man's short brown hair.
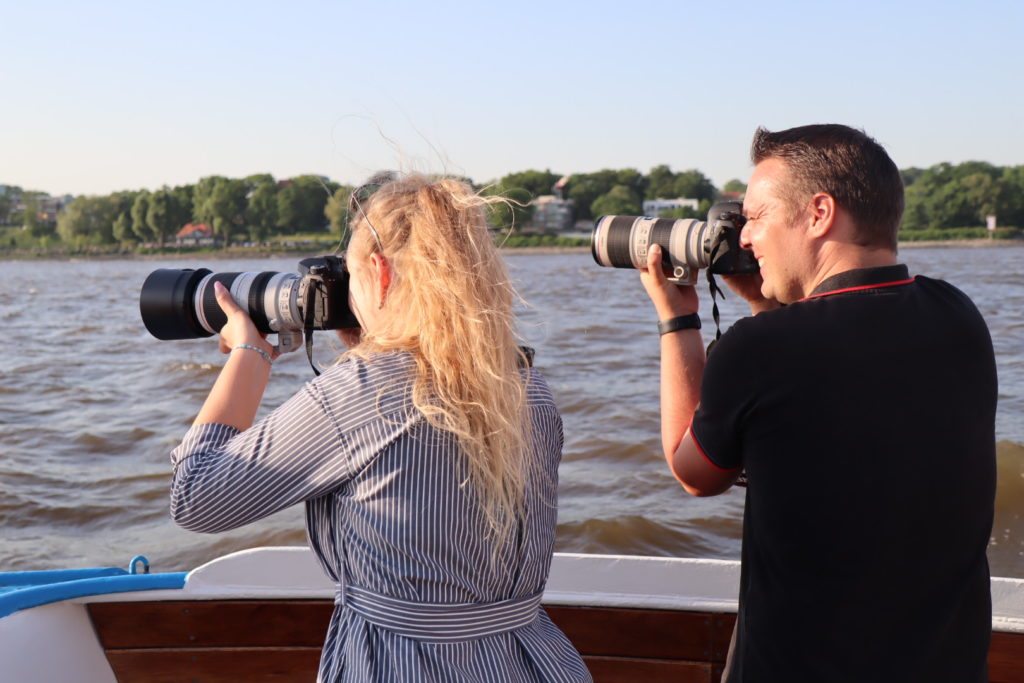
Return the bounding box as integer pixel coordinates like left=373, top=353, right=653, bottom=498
left=751, top=124, right=904, bottom=250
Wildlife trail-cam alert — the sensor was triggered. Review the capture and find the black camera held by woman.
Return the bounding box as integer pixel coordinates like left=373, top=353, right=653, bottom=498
left=591, top=201, right=758, bottom=284
left=139, top=255, right=359, bottom=356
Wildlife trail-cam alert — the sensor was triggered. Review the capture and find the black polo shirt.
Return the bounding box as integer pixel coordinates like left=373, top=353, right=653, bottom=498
left=692, top=265, right=997, bottom=683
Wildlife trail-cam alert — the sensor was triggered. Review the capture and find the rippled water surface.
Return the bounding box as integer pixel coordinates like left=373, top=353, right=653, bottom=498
left=1, top=247, right=1022, bottom=576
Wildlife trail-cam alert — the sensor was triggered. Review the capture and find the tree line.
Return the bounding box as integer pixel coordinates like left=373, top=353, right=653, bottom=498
left=50, top=174, right=353, bottom=247
left=901, top=162, right=1024, bottom=230
left=3, top=160, right=1023, bottom=251
left=483, top=167, right=742, bottom=229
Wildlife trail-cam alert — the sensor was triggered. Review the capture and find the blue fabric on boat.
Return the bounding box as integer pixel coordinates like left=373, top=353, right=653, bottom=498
left=0, top=571, right=187, bottom=618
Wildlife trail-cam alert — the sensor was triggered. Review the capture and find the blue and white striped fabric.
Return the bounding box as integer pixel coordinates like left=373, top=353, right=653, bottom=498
left=171, top=351, right=591, bottom=682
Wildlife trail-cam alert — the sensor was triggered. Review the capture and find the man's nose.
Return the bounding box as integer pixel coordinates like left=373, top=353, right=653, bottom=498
left=739, top=223, right=753, bottom=250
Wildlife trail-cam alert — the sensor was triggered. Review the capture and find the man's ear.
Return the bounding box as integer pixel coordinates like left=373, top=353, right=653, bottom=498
left=806, top=192, right=837, bottom=239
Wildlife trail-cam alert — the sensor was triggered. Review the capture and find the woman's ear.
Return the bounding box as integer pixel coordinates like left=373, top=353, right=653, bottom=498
left=369, top=252, right=391, bottom=306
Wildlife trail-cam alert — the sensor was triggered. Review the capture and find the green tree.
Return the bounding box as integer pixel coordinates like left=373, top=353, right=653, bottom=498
left=275, top=185, right=304, bottom=235
left=22, top=193, right=55, bottom=237
left=243, top=173, right=275, bottom=190
left=56, top=196, right=116, bottom=244
left=961, top=172, right=1004, bottom=223
left=194, top=176, right=247, bottom=245
left=498, top=169, right=563, bottom=199
left=900, top=167, right=924, bottom=187
left=193, top=176, right=228, bottom=225
left=146, top=187, right=179, bottom=245
left=591, top=185, right=642, bottom=218
left=614, top=168, right=646, bottom=198
left=112, top=213, right=134, bottom=243
left=208, top=179, right=248, bottom=246
left=169, top=185, right=194, bottom=232
left=672, top=169, right=717, bottom=202
left=324, top=185, right=354, bottom=237
left=567, top=170, right=627, bottom=220
left=722, top=178, right=747, bottom=194
left=110, top=190, right=140, bottom=243
left=485, top=186, right=532, bottom=232
left=646, top=165, right=677, bottom=199
left=131, top=191, right=152, bottom=241
left=998, top=166, right=1024, bottom=227
left=276, top=175, right=337, bottom=234
left=247, top=181, right=279, bottom=242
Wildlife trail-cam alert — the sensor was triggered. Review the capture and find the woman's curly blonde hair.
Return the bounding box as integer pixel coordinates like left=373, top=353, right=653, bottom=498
left=344, top=172, right=533, bottom=548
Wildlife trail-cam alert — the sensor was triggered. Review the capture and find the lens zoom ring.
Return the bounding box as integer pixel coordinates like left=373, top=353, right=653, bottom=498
left=605, top=216, right=637, bottom=268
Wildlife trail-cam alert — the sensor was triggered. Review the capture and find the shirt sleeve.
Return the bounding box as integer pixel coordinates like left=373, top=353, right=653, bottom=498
left=170, top=377, right=353, bottom=533
left=690, top=318, right=759, bottom=471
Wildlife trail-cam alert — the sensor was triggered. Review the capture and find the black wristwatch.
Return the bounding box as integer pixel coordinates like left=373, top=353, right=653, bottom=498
left=657, top=313, right=701, bottom=336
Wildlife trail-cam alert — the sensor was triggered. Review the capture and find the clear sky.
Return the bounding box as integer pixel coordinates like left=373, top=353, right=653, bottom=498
left=4, top=0, right=1023, bottom=197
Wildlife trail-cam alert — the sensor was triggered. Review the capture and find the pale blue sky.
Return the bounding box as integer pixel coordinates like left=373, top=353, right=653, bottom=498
left=4, top=0, right=1022, bottom=197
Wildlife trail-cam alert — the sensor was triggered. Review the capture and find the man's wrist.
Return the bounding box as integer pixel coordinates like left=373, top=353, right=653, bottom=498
left=658, top=313, right=701, bottom=336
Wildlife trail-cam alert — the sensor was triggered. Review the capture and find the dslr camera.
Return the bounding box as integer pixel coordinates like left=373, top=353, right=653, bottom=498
left=591, top=201, right=757, bottom=283
left=140, top=255, right=359, bottom=355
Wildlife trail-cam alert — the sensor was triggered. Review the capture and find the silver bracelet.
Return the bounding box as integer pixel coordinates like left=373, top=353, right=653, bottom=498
left=233, top=343, right=272, bottom=365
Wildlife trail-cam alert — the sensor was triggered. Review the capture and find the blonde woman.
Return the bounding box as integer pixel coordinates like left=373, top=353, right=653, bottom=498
left=169, top=172, right=590, bottom=682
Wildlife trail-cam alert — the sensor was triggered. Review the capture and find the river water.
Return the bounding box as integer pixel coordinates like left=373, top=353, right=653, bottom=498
left=1, top=246, right=1022, bottom=577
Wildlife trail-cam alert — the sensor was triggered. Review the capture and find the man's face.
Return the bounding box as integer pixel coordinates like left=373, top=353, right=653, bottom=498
left=740, top=158, right=811, bottom=304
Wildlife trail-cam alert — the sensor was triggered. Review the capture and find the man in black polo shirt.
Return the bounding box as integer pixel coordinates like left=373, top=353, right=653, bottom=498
left=640, top=124, right=996, bottom=682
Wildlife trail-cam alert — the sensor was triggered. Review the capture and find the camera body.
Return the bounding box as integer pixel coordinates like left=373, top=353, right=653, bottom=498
left=295, top=255, right=359, bottom=332
left=591, top=201, right=758, bottom=283
left=140, top=254, right=359, bottom=355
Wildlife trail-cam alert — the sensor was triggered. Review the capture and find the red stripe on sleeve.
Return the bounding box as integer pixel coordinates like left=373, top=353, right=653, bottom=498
left=688, top=419, right=741, bottom=472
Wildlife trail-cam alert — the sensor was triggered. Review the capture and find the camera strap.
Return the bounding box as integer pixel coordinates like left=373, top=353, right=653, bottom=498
left=303, top=277, right=322, bottom=376
left=705, top=243, right=726, bottom=355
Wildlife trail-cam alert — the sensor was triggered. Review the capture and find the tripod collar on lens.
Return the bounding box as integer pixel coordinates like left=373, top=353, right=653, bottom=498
left=272, top=330, right=303, bottom=356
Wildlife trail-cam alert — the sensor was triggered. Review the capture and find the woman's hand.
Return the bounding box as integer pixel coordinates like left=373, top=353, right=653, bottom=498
left=213, top=281, right=278, bottom=359
left=639, top=244, right=699, bottom=320
left=192, top=282, right=276, bottom=430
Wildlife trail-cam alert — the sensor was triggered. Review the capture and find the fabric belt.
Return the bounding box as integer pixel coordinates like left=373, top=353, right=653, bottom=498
left=336, top=583, right=543, bottom=642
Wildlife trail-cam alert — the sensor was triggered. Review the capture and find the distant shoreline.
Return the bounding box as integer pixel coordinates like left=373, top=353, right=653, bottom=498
left=1, top=238, right=1022, bottom=262
left=898, top=238, right=1024, bottom=249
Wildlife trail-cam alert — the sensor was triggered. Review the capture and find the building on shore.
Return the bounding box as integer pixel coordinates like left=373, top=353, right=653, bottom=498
left=530, top=195, right=575, bottom=232
left=176, top=223, right=217, bottom=246
left=642, top=197, right=698, bottom=217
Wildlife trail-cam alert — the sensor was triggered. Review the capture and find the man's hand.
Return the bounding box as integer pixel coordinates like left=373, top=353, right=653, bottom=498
left=640, top=244, right=699, bottom=319
left=721, top=273, right=782, bottom=315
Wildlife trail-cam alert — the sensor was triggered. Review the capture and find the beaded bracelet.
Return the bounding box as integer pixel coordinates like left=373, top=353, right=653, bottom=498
left=233, top=343, right=273, bottom=365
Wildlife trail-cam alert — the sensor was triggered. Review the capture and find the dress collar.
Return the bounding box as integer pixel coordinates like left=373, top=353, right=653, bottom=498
left=804, top=264, right=913, bottom=300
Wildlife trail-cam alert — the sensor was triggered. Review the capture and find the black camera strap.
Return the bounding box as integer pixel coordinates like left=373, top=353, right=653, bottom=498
left=303, top=277, right=323, bottom=376
left=705, top=242, right=726, bottom=355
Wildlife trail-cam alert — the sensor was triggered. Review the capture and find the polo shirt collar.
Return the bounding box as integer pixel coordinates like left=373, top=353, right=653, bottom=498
left=806, top=264, right=913, bottom=299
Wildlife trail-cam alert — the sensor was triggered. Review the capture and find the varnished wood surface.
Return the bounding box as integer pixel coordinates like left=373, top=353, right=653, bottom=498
left=89, top=601, right=333, bottom=649
left=88, top=600, right=1024, bottom=682
left=103, top=647, right=321, bottom=683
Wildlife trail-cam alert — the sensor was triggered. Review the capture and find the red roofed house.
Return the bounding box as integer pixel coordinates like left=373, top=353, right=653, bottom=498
left=176, top=223, right=217, bottom=246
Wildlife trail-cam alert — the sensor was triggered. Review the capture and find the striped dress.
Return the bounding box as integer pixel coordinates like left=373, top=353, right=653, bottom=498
left=170, top=351, right=591, bottom=682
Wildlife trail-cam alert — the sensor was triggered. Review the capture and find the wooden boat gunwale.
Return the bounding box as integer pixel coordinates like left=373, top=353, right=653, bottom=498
left=3, top=547, right=1023, bottom=682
